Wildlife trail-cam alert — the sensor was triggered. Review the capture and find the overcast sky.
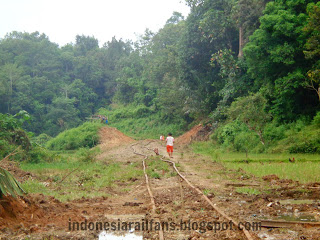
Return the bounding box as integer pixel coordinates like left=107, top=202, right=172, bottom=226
left=0, top=0, right=190, bottom=46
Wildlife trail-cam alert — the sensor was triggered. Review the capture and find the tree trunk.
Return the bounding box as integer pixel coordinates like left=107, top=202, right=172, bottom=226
left=8, top=70, right=13, bottom=113
left=238, top=25, right=244, bottom=58
left=257, top=130, right=265, bottom=145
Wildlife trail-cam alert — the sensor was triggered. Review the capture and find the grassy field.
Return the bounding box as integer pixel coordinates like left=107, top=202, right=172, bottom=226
left=20, top=151, right=143, bottom=202
left=192, top=141, right=320, bottom=183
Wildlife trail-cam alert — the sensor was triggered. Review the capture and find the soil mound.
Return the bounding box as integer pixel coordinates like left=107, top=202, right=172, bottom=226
left=0, top=194, right=82, bottom=232
left=98, top=127, right=134, bottom=150
left=176, top=124, right=211, bottom=145
left=262, top=174, right=280, bottom=182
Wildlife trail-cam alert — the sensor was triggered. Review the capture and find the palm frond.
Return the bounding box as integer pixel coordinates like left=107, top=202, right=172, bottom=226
left=0, top=167, right=25, bottom=198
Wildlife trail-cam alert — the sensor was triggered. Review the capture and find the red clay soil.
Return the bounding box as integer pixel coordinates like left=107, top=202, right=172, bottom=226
left=176, top=124, right=210, bottom=145
left=0, top=194, right=83, bottom=233
left=98, top=126, right=134, bottom=150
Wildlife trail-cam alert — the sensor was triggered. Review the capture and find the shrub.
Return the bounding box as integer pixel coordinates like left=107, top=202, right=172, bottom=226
left=234, top=131, right=260, bottom=153
left=0, top=112, right=35, bottom=160
left=312, top=111, right=320, bottom=127
left=288, top=127, right=320, bottom=153
left=289, top=140, right=320, bottom=153
left=33, top=133, right=52, bottom=146
left=134, top=105, right=152, bottom=118
left=26, top=145, right=59, bottom=163
left=263, top=121, right=287, bottom=142
left=214, top=120, right=247, bottom=146
left=76, top=147, right=100, bottom=163
left=98, top=105, right=186, bottom=139
left=46, top=122, right=104, bottom=151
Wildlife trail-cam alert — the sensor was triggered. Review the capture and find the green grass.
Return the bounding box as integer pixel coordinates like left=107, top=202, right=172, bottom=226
left=224, top=162, right=320, bottom=183
left=192, top=141, right=320, bottom=183
left=21, top=156, right=143, bottom=202
left=203, top=189, right=214, bottom=196
left=21, top=161, right=78, bottom=171
left=145, top=156, right=175, bottom=179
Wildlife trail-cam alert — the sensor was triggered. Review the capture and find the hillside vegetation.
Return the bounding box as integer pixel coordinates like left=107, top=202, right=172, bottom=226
left=0, top=0, right=319, bottom=155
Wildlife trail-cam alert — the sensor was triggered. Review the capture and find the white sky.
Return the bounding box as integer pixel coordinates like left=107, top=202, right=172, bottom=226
left=0, top=0, right=190, bottom=46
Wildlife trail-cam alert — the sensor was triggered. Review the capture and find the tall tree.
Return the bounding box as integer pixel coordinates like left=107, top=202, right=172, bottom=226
left=304, top=2, right=320, bottom=101
left=244, top=0, right=319, bottom=121
left=232, top=0, right=268, bottom=57
left=179, top=0, right=238, bottom=117
left=0, top=63, right=22, bottom=112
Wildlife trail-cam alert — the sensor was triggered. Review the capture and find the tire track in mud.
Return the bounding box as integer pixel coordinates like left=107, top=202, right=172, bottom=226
left=131, top=141, right=257, bottom=240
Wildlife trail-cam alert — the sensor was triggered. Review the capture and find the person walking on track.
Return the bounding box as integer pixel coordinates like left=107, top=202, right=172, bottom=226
left=166, top=133, right=174, bottom=158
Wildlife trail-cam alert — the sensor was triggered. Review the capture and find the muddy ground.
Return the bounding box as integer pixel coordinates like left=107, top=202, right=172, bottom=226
left=0, top=127, right=320, bottom=240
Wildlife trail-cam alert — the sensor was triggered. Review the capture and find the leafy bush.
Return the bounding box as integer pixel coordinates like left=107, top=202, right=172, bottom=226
left=27, top=146, right=58, bottom=163
left=234, top=131, right=260, bottom=153
left=213, top=111, right=320, bottom=154
left=76, top=147, right=100, bottom=163
left=263, top=121, right=287, bottom=142
left=133, top=105, right=152, bottom=118
left=214, top=120, right=247, bottom=147
left=98, top=105, right=186, bottom=139
left=0, top=111, right=33, bottom=159
left=312, top=111, right=320, bottom=127
left=46, top=122, right=104, bottom=151
left=289, top=140, right=320, bottom=153
left=288, top=126, right=320, bottom=153
left=33, top=133, right=52, bottom=146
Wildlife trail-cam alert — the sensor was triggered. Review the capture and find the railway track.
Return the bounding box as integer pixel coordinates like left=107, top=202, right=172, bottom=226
left=131, top=141, right=257, bottom=240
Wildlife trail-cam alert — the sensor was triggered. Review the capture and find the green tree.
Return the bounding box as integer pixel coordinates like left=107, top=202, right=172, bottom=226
left=0, top=63, right=22, bottom=112
left=244, top=0, right=319, bottom=121
left=304, top=2, right=320, bottom=101
left=228, top=93, right=271, bottom=145
left=74, top=35, right=99, bottom=56
left=232, top=0, right=268, bottom=57
left=178, top=0, right=239, bottom=118
left=166, top=11, right=185, bottom=24
left=45, top=97, right=80, bottom=135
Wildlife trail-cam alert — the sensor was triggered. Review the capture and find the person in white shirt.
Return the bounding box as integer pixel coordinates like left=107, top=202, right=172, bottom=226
left=166, top=133, right=174, bottom=158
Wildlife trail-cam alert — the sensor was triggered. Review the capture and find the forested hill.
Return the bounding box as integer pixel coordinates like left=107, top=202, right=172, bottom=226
left=0, top=0, right=319, bottom=139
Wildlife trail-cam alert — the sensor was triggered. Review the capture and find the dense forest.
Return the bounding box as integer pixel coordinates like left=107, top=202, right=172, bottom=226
left=1, top=0, right=320, bottom=157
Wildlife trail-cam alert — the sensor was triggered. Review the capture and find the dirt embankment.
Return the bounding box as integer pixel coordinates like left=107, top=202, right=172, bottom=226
left=98, top=126, right=134, bottom=150
left=0, top=194, right=84, bottom=235
left=176, top=124, right=211, bottom=145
